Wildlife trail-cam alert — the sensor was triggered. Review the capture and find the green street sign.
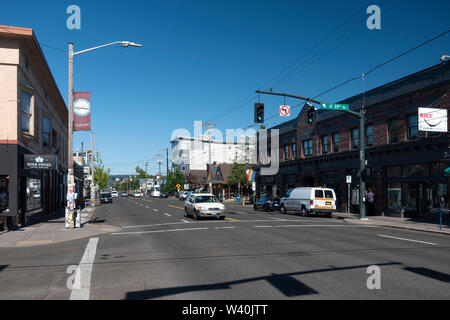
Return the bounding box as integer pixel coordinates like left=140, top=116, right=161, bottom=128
left=321, top=103, right=350, bottom=111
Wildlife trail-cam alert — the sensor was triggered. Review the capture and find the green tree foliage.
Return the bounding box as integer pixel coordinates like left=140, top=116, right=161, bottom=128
left=94, top=155, right=110, bottom=191
left=227, top=161, right=252, bottom=191
left=164, top=169, right=185, bottom=193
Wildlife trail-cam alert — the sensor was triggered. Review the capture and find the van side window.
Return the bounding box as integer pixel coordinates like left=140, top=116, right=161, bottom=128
left=324, top=190, right=333, bottom=199
left=315, top=190, right=324, bottom=198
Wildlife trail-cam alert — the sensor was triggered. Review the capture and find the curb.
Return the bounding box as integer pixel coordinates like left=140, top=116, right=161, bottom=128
left=342, top=218, right=450, bottom=235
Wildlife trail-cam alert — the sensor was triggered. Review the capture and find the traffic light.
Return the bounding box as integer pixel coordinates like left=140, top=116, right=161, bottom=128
left=254, top=103, right=264, bottom=123
left=307, top=107, right=315, bottom=126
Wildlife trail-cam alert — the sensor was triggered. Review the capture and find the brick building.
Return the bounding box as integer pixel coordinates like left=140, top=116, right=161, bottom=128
left=0, top=25, right=68, bottom=229
left=256, top=62, right=450, bottom=218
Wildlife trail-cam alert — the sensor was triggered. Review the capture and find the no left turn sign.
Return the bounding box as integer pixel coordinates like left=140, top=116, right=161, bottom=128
left=280, top=105, right=290, bottom=117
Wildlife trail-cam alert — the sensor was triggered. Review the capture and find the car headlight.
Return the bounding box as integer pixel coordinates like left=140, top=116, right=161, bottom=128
left=197, top=206, right=206, bottom=211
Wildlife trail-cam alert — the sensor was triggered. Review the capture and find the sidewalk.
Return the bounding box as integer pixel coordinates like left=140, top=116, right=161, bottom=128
left=332, top=212, right=450, bottom=235
left=0, top=206, right=121, bottom=248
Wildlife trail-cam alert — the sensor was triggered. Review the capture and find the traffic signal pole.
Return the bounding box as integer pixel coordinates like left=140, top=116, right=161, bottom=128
left=255, top=90, right=367, bottom=220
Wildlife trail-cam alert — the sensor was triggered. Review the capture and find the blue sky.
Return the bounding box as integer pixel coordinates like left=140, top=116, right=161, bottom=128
left=1, top=0, right=449, bottom=174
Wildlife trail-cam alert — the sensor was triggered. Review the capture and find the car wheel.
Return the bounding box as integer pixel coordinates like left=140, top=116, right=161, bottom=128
left=219, top=216, right=225, bottom=220
left=280, top=205, right=287, bottom=214
left=253, top=204, right=258, bottom=211
left=193, top=210, right=199, bottom=220
left=301, top=206, right=308, bottom=217
left=184, top=207, right=189, bottom=217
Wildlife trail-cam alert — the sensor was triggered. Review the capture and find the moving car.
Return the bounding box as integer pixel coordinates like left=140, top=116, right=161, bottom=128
left=179, top=191, right=188, bottom=200
left=100, top=192, right=113, bottom=204
left=111, top=191, right=119, bottom=198
left=280, top=187, right=336, bottom=217
left=151, top=189, right=161, bottom=197
left=184, top=193, right=226, bottom=220
left=121, top=192, right=128, bottom=197
left=253, top=196, right=280, bottom=212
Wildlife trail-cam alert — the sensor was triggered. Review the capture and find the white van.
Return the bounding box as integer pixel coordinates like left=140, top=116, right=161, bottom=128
left=280, top=187, right=336, bottom=216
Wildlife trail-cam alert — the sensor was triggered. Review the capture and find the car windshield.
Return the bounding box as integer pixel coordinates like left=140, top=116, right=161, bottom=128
left=195, top=195, right=219, bottom=203
left=101, top=193, right=110, bottom=197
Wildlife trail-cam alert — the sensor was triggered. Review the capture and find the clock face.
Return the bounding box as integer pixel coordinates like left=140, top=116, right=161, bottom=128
left=74, top=98, right=90, bottom=116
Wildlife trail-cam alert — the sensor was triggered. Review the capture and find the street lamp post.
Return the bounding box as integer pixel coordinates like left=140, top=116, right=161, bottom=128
left=66, top=41, right=142, bottom=229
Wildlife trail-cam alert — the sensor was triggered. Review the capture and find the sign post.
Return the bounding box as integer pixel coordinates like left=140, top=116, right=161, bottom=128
left=346, top=176, right=352, bottom=215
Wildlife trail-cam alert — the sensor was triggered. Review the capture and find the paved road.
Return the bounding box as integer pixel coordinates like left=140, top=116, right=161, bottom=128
left=1, top=196, right=449, bottom=300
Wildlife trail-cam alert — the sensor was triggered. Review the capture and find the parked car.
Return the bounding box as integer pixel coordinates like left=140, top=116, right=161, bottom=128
left=151, top=189, right=161, bottom=197
left=133, top=191, right=143, bottom=197
left=253, top=196, right=281, bottom=212
left=121, top=192, right=128, bottom=197
left=111, top=191, right=119, bottom=198
left=100, top=192, right=113, bottom=204
left=184, top=193, right=226, bottom=220
left=280, top=187, right=336, bottom=217
left=160, top=192, right=169, bottom=198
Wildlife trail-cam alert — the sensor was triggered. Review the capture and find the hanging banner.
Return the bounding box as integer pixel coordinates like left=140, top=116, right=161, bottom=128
left=73, top=92, right=91, bottom=131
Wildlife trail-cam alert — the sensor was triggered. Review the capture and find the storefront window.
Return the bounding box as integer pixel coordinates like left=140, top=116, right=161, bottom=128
left=0, top=176, right=9, bottom=213
left=403, top=163, right=429, bottom=177
left=431, top=162, right=448, bottom=177
left=387, top=183, right=402, bottom=211
left=387, top=166, right=401, bottom=178
left=26, top=178, right=42, bottom=211
left=403, top=183, right=418, bottom=212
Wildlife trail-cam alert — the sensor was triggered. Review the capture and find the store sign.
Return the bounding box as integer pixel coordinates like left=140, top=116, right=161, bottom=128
left=418, top=108, right=447, bottom=132
left=24, top=155, right=57, bottom=170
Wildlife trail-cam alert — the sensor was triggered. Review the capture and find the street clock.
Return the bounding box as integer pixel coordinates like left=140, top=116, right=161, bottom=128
left=73, top=98, right=91, bottom=117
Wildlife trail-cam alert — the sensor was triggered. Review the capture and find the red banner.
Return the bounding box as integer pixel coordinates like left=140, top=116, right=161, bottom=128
left=73, top=92, right=91, bottom=131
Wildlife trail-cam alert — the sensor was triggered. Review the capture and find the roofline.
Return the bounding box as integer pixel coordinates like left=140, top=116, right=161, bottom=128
left=0, top=25, right=68, bottom=121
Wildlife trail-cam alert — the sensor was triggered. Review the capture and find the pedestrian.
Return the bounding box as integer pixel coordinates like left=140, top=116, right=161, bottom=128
left=366, top=188, right=375, bottom=215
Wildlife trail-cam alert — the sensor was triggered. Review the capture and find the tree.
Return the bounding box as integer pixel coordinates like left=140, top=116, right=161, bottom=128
left=94, top=155, right=110, bottom=191
left=227, top=161, right=253, bottom=194
left=164, top=169, right=185, bottom=193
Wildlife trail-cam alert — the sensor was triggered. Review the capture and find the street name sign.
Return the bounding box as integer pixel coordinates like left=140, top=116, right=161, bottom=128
left=321, top=103, right=350, bottom=111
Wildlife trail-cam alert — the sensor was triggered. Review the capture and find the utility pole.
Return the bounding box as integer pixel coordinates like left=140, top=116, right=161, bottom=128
left=66, top=42, right=75, bottom=229
left=202, top=121, right=216, bottom=193
left=145, top=161, right=148, bottom=196
left=90, top=132, right=95, bottom=207
left=165, top=148, right=169, bottom=176
left=256, top=89, right=367, bottom=220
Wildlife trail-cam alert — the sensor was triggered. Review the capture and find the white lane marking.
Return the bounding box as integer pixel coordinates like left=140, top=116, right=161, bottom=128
left=153, top=209, right=159, bottom=212
left=181, top=219, right=190, bottom=223
left=140, top=204, right=143, bottom=206
left=214, top=226, right=236, bottom=229
left=378, top=234, right=438, bottom=246
left=145, top=206, right=149, bottom=208
left=123, top=222, right=190, bottom=229
left=231, top=211, right=248, bottom=215
left=70, top=238, right=99, bottom=300
left=112, top=227, right=208, bottom=235
left=164, top=213, right=172, bottom=217
left=268, top=217, right=286, bottom=221
left=253, top=224, right=369, bottom=228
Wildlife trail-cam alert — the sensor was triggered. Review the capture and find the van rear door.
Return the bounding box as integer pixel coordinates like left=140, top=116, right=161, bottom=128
left=313, top=189, right=336, bottom=211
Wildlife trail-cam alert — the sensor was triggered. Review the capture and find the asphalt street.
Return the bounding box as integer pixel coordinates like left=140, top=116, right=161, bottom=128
left=1, top=196, right=449, bottom=300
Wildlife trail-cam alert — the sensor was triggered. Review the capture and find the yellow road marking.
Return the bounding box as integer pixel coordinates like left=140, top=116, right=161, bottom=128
left=16, top=240, right=53, bottom=245
left=101, top=228, right=116, bottom=232
left=225, top=217, right=239, bottom=222
left=169, top=205, right=184, bottom=210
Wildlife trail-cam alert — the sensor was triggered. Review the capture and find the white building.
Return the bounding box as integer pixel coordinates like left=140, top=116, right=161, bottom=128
left=171, top=135, right=256, bottom=172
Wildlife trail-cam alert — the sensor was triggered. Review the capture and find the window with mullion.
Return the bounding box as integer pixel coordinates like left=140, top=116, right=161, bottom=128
left=21, top=91, right=32, bottom=133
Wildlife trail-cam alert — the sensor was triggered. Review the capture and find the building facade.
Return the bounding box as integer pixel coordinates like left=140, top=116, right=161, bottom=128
left=171, top=135, right=255, bottom=172
left=0, top=25, right=68, bottom=229
left=256, top=62, right=450, bottom=218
